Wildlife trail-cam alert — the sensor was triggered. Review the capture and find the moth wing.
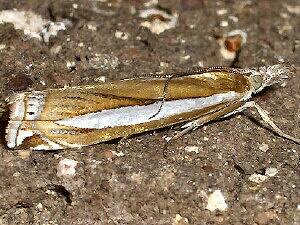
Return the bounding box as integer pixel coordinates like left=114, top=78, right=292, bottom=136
left=6, top=70, right=251, bottom=150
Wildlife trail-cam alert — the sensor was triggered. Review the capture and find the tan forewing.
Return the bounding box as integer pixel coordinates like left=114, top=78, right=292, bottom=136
left=39, top=71, right=251, bottom=120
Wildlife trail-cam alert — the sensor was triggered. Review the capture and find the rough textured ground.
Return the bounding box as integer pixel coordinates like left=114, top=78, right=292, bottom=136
left=0, top=0, right=299, bottom=224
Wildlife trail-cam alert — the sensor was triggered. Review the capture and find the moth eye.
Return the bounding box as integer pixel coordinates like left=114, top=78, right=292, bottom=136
left=28, top=112, right=35, bottom=115
left=251, top=75, right=263, bottom=91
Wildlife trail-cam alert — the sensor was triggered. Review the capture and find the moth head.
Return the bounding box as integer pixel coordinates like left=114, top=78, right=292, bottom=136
left=250, top=64, right=295, bottom=93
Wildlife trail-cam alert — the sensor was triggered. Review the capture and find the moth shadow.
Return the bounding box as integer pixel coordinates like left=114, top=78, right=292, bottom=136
left=241, top=111, right=278, bottom=137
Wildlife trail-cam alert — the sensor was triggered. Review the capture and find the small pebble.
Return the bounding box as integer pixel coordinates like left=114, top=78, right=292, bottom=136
left=66, top=61, right=75, bottom=69
left=220, top=20, right=228, bottom=27
left=87, top=23, right=97, bottom=31
left=217, top=9, right=227, bottom=15
left=57, top=158, right=78, bottom=178
left=206, top=190, right=228, bottom=212
left=185, top=146, right=199, bottom=153
left=248, top=173, right=268, bottom=183
left=115, top=30, right=129, bottom=40
left=172, top=213, right=189, bottom=225
left=265, top=167, right=278, bottom=177
left=36, top=203, right=43, bottom=211
left=139, top=8, right=178, bottom=34
left=259, top=143, right=269, bottom=152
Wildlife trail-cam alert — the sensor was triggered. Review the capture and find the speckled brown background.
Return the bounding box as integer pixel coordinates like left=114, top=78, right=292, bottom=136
left=0, top=0, right=299, bottom=224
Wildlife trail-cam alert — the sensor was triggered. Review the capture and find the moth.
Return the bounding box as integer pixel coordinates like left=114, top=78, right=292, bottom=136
left=5, top=64, right=300, bottom=150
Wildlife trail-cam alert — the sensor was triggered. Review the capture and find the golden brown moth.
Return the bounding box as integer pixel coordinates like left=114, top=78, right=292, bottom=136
left=5, top=64, right=300, bottom=150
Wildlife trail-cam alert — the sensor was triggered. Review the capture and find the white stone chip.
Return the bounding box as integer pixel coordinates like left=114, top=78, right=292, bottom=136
left=87, top=23, right=97, bottom=31
left=220, top=20, right=228, bottom=27
left=172, top=214, right=189, bottom=224
left=144, top=0, right=158, bottom=7
left=184, top=146, right=199, bottom=153
left=265, top=167, right=278, bottom=177
left=66, top=61, right=75, bottom=69
left=228, top=15, right=239, bottom=23
left=284, top=4, right=300, bottom=15
left=57, top=158, right=78, bottom=178
left=248, top=173, right=268, bottom=183
left=217, top=9, right=227, bottom=15
left=182, top=55, right=191, bottom=60
left=36, top=203, right=43, bottom=211
left=115, top=30, right=129, bottom=40
left=0, top=10, right=71, bottom=42
left=111, top=150, right=125, bottom=157
left=94, top=76, right=106, bottom=82
left=259, top=143, right=269, bottom=152
left=41, top=19, right=72, bottom=42
left=206, top=190, right=228, bottom=212
left=139, top=8, right=178, bottom=34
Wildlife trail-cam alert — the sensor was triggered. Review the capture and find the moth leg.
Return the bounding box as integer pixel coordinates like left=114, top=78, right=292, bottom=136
left=165, top=102, right=243, bottom=142
left=168, top=101, right=243, bottom=141
left=167, top=115, right=215, bottom=142
left=243, top=101, right=300, bottom=144
left=169, top=121, right=204, bottom=141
